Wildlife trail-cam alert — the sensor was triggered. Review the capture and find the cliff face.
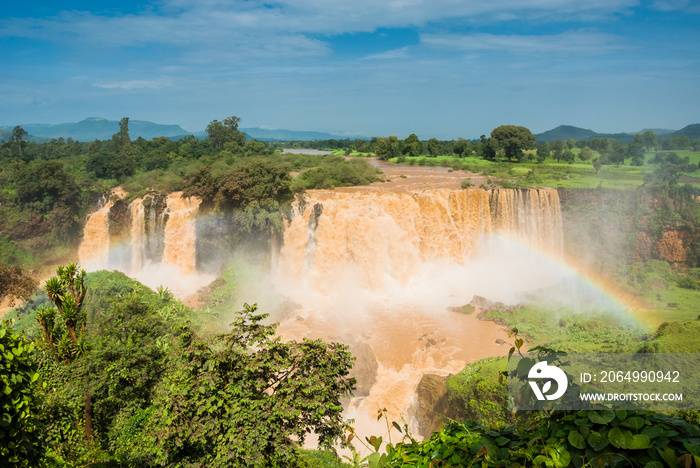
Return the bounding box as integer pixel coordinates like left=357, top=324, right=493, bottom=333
left=558, top=188, right=700, bottom=268
left=410, top=374, right=451, bottom=438
left=654, top=230, right=690, bottom=265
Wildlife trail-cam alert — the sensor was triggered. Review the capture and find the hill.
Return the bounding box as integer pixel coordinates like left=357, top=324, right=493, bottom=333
left=1, top=118, right=354, bottom=142
left=674, top=124, right=700, bottom=139
left=0, top=118, right=189, bottom=141
left=240, top=127, right=354, bottom=141
left=535, top=125, right=636, bottom=143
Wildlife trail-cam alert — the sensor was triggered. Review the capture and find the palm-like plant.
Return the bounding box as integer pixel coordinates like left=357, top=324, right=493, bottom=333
left=40, top=263, right=94, bottom=441
left=43, top=263, right=88, bottom=348
left=36, top=306, right=60, bottom=363
left=44, top=277, right=64, bottom=310
left=57, top=332, right=75, bottom=363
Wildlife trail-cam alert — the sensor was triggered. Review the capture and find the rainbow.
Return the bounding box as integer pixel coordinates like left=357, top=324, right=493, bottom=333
left=487, top=233, right=652, bottom=329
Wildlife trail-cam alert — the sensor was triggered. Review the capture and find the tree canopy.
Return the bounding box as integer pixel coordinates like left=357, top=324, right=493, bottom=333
left=206, top=116, right=246, bottom=150
left=490, top=125, right=536, bottom=162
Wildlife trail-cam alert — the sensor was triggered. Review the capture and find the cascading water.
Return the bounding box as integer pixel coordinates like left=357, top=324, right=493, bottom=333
left=78, top=190, right=212, bottom=297
left=130, top=198, right=146, bottom=272
left=77, top=178, right=569, bottom=439
left=162, top=192, right=201, bottom=275
left=78, top=189, right=127, bottom=269
left=277, top=188, right=562, bottom=293
left=274, top=186, right=565, bottom=438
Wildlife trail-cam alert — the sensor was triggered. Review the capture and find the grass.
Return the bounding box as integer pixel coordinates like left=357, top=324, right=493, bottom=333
left=482, top=304, right=646, bottom=353
left=618, top=261, right=700, bottom=327
left=384, top=150, right=700, bottom=190
left=445, top=356, right=510, bottom=427
left=637, top=321, right=700, bottom=353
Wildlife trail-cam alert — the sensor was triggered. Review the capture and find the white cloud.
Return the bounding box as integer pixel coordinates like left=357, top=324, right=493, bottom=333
left=94, top=80, right=166, bottom=90
left=649, top=0, right=695, bottom=11
left=363, top=46, right=411, bottom=60
left=421, top=30, right=626, bottom=55
left=0, top=0, right=640, bottom=45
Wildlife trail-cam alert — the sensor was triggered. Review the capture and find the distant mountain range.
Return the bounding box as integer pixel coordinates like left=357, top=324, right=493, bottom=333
left=534, top=124, right=699, bottom=143
left=0, top=118, right=188, bottom=142
left=1, top=118, right=698, bottom=143
left=0, top=118, right=354, bottom=142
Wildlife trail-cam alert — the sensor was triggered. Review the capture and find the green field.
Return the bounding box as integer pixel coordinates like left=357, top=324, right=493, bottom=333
left=367, top=149, right=700, bottom=190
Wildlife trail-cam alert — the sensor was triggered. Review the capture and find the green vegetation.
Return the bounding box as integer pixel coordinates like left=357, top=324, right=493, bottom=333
left=482, top=305, right=645, bottom=354
left=1, top=266, right=355, bottom=467
left=3, top=122, right=700, bottom=466
left=0, top=321, right=43, bottom=466
left=290, top=155, right=380, bottom=191
left=445, top=357, right=510, bottom=427
left=0, top=115, right=381, bottom=294
left=489, top=125, right=536, bottom=162
left=381, top=410, right=700, bottom=467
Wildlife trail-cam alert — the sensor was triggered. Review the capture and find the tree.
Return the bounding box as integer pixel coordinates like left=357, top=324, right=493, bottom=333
left=147, top=303, right=355, bottom=467
left=489, top=126, right=535, bottom=163
left=662, top=135, right=691, bottom=151
left=536, top=142, right=551, bottom=163
left=610, top=141, right=627, bottom=166
left=578, top=147, right=594, bottom=161
left=478, top=135, right=497, bottom=161
left=34, top=270, right=189, bottom=464
left=112, top=117, right=131, bottom=153
left=588, top=138, right=611, bottom=155
left=552, top=139, right=565, bottom=161
left=426, top=137, right=443, bottom=157
left=562, top=149, right=575, bottom=164
left=37, top=264, right=94, bottom=441
left=243, top=139, right=267, bottom=156
left=642, top=130, right=658, bottom=150
left=0, top=321, right=43, bottom=466
left=402, top=134, right=422, bottom=157
left=452, top=138, right=471, bottom=158
left=206, top=116, right=246, bottom=151
left=14, top=160, right=80, bottom=215
left=9, top=126, right=28, bottom=159
left=375, top=136, right=400, bottom=161
left=85, top=150, right=135, bottom=180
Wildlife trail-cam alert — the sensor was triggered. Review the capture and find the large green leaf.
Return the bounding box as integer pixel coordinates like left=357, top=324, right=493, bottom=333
left=608, top=427, right=630, bottom=449
left=642, top=425, right=665, bottom=439
left=588, top=410, right=615, bottom=425
left=621, top=417, right=645, bottom=431
left=568, top=430, right=586, bottom=450
left=587, top=431, right=610, bottom=451
left=629, top=434, right=651, bottom=450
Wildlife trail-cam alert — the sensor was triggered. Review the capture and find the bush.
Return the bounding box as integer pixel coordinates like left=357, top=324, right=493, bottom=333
left=0, top=321, right=43, bottom=466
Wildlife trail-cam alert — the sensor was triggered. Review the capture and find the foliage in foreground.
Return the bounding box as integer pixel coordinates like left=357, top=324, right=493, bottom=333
left=383, top=411, right=700, bottom=467
left=0, top=321, right=43, bottom=466
left=143, top=303, right=355, bottom=467
left=2, top=267, right=357, bottom=467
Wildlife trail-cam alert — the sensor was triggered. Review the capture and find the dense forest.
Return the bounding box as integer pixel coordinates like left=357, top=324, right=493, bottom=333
left=3, top=117, right=700, bottom=466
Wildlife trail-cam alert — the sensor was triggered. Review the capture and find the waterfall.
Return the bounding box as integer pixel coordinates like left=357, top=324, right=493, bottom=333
left=78, top=190, right=209, bottom=297
left=77, top=184, right=567, bottom=438
left=130, top=198, right=146, bottom=273
left=78, top=188, right=127, bottom=269
left=274, top=186, right=565, bottom=439
left=277, top=188, right=562, bottom=292
left=162, top=192, right=201, bottom=275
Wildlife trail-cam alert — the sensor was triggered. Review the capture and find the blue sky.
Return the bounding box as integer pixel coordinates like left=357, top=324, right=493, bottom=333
left=1, top=0, right=698, bottom=139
